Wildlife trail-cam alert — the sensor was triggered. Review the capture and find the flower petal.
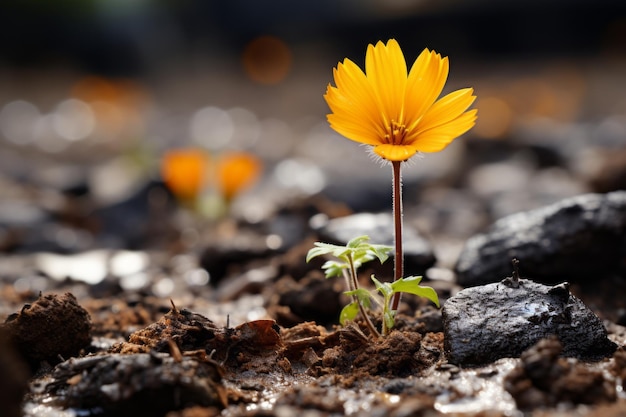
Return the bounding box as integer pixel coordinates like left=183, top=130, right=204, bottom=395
left=404, top=49, right=449, bottom=130
left=412, top=88, right=477, bottom=136
left=327, top=112, right=381, bottom=145
left=365, top=39, right=407, bottom=127
left=410, top=109, right=478, bottom=153
left=373, top=143, right=419, bottom=161
left=324, top=59, right=386, bottom=144
left=331, top=60, right=382, bottom=129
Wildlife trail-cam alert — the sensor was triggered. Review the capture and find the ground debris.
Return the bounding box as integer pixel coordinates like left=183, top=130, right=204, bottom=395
left=111, top=304, right=219, bottom=354
left=318, top=326, right=441, bottom=377
left=42, top=352, right=226, bottom=417
left=504, top=337, right=616, bottom=410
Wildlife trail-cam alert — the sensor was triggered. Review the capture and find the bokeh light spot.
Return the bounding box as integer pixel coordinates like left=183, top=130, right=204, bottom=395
left=228, top=107, right=261, bottom=149
left=474, top=96, right=513, bottom=139
left=242, top=35, right=293, bottom=85
left=184, top=268, right=210, bottom=286
left=190, top=106, right=234, bottom=150
left=53, top=99, right=95, bottom=141
left=0, top=100, right=40, bottom=145
left=274, top=158, right=326, bottom=195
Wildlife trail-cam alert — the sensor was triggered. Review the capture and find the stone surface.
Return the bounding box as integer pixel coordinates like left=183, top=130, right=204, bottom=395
left=455, top=191, right=626, bottom=287
left=312, top=212, right=436, bottom=276
left=442, top=278, right=616, bottom=366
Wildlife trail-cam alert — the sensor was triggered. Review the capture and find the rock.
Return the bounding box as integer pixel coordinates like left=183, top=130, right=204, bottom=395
left=442, top=278, right=616, bottom=366
left=455, top=191, right=626, bottom=287
left=92, top=180, right=177, bottom=249
left=504, top=337, right=616, bottom=410
left=312, top=212, right=436, bottom=276
left=44, top=353, right=226, bottom=416
left=2, top=292, right=92, bottom=369
left=198, top=221, right=282, bottom=284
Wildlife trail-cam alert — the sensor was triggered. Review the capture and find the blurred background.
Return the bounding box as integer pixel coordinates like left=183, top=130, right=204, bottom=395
left=0, top=0, right=626, bottom=256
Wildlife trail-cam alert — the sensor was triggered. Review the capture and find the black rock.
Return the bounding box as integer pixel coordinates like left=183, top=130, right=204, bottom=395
left=442, top=278, right=617, bottom=366
left=92, top=180, right=177, bottom=249
left=313, top=212, right=436, bottom=276
left=455, top=191, right=626, bottom=287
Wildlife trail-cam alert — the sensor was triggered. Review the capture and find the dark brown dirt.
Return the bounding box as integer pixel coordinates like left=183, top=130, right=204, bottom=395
left=2, top=292, right=92, bottom=370
left=0, top=328, right=30, bottom=417
left=505, top=337, right=616, bottom=410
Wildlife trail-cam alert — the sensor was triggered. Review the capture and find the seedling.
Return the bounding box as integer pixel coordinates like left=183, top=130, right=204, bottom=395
left=307, top=235, right=439, bottom=337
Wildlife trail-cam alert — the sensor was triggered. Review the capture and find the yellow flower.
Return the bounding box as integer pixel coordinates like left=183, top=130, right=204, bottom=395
left=324, top=39, right=477, bottom=162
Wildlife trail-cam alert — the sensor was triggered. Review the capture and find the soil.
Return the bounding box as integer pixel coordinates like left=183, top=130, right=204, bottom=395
left=1, top=218, right=626, bottom=417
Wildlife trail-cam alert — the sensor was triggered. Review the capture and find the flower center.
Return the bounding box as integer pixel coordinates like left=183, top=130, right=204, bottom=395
left=385, top=120, right=408, bottom=145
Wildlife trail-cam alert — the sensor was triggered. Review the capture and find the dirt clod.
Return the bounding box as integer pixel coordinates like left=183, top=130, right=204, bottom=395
left=504, top=336, right=616, bottom=410
left=2, top=292, right=92, bottom=369
left=112, top=305, right=219, bottom=354
left=319, top=327, right=438, bottom=377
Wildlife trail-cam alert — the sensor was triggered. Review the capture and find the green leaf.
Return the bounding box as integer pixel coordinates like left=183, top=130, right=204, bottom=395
left=347, top=235, right=371, bottom=248
left=369, top=244, right=393, bottom=264
left=306, top=245, right=333, bottom=263
left=307, top=237, right=392, bottom=268
left=370, top=275, right=393, bottom=299
left=339, top=301, right=360, bottom=325
left=391, top=276, right=440, bottom=307
left=344, top=288, right=372, bottom=309
left=306, top=242, right=350, bottom=262
left=321, top=260, right=347, bottom=278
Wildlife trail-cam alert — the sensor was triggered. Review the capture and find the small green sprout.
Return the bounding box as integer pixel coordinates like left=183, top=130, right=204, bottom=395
left=306, top=235, right=440, bottom=337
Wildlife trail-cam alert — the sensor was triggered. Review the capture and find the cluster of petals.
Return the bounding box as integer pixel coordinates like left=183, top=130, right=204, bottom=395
left=324, top=39, right=477, bottom=162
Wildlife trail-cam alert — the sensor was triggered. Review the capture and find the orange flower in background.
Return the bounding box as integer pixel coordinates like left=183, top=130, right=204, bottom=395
left=216, top=152, right=262, bottom=201
left=161, top=148, right=262, bottom=206
left=161, top=148, right=208, bottom=200
left=324, top=39, right=477, bottom=162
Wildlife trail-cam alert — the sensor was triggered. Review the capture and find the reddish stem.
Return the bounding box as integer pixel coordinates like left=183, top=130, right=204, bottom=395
left=390, top=160, right=403, bottom=311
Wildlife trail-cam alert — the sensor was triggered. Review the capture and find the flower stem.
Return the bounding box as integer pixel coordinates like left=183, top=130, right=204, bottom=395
left=390, top=160, right=403, bottom=311
left=348, top=257, right=381, bottom=339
